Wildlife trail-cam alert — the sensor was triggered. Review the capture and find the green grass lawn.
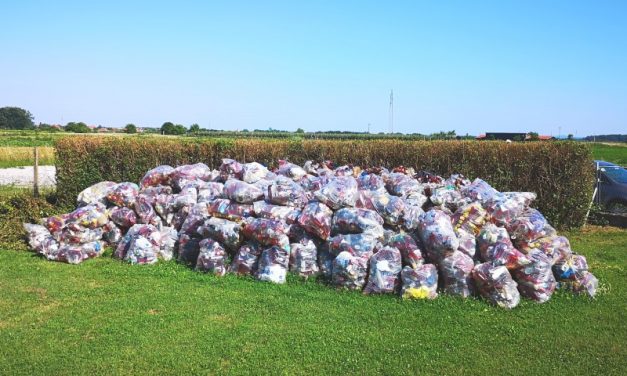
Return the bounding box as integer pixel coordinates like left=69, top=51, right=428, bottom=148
left=590, top=143, right=627, bottom=165
left=0, top=227, right=625, bottom=375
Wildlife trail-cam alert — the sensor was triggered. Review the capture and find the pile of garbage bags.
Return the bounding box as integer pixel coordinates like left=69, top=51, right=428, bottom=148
left=24, top=158, right=599, bottom=309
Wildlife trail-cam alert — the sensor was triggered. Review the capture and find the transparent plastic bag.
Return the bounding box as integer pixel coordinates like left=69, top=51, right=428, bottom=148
left=196, top=238, right=228, bottom=276
left=257, top=246, right=290, bottom=284
left=197, top=182, right=225, bottom=203
left=328, top=233, right=378, bottom=258
left=385, top=173, right=423, bottom=198
left=276, top=160, right=307, bottom=181
left=298, top=201, right=333, bottom=240
left=472, top=263, right=520, bottom=309
left=517, top=235, right=572, bottom=266
left=331, top=251, right=369, bottom=290
left=513, top=249, right=556, bottom=303
left=23, top=223, right=59, bottom=256
left=224, top=179, right=264, bottom=204
left=455, top=228, right=476, bottom=258
left=417, top=209, right=459, bottom=260
left=559, top=271, right=598, bottom=297
left=198, top=217, right=242, bottom=252
left=77, top=181, right=116, bottom=207
left=452, top=202, right=488, bottom=236
left=219, top=158, right=244, bottom=181
left=171, top=163, right=213, bottom=189
left=506, top=208, right=556, bottom=243
left=485, top=192, right=536, bottom=226
left=314, top=176, right=359, bottom=210
left=179, top=203, right=209, bottom=236
left=134, top=194, right=162, bottom=227
left=68, top=203, right=108, bottom=229
left=229, top=242, right=262, bottom=276
left=177, top=233, right=201, bottom=267
left=241, top=162, right=271, bottom=184
left=242, top=218, right=290, bottom=250
left=331, top=207, right=384, bottom=238
left=356, top=189, right=406, bottom=226
left=439, top=251, right=475, bottom=297
left=107, top=182, right=140, bottom=207
left=386, top=233, right=424, bottom=269
left=289, top=237, right=319, bottom=278
left=253, top=201, right=302, bottom=224
left=207, top=199, right=254, bottom=221
left=401, top=204, right=424, bottom=232
left=363, top=246, right=402, bottom=295
left=357, top=172, right=385, bottom=191
left=102, top=221, right=123, bottom=245
left=265, top=176, right=308, bottom=207
left=159, top=226, right=178, bottom=261
left=115, top=224, right=162, bottom=265
left=553, top=254, right=589, bottom=281
left=400, top=264, right=438, bottom=300
left=461, top=178, right=499, bottom=204
left=59, top=224, right=104, bottom=244
left=140, top=165, right=174, bottom=188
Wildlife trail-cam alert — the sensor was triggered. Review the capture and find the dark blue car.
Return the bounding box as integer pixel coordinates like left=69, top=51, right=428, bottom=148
left=595, top=160, right=627, bottom=212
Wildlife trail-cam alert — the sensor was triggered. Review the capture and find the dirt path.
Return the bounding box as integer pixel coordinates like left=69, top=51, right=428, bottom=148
left=0, top=166, right=56, bottom=187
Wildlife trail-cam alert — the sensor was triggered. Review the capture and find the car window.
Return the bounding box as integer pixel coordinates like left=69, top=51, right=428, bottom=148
left=604, top=167, right=627, bottom=184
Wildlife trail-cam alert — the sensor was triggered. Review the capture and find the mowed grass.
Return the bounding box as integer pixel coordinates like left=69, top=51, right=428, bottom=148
left=0, top=146, right=55, bottom=168
left=0, top=228, right=625, bottom=375
left=590, top=143, right=627, bottom=165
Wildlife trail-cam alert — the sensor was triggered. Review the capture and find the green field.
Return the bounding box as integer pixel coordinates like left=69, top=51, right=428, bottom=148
left=0, top=227, right=625, bottom=375
left=590, top=143, right=627, bottom=165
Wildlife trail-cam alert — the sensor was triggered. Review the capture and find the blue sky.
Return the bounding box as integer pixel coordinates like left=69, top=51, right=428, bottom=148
left=1, top=0, right=626, bottom=136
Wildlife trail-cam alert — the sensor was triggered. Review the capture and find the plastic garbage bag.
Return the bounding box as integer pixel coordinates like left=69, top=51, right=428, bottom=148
left=109, top=206, right=137, bottom=229
left=171, top=205, right=191, bottom=231
left=386, top=233, right=424, bottom=269
left=257, top=246, right=290, bottom=284
left=134, top=195, right=162, bottom=227
left=198, top=217, right=242, bottom=252
left=170, top=184, right=198, bottom=210
left=68, top=203, right=108, bottom=229
left=513, top=249, right=556, bottom=303
left=331, top=251, right=369, bottom=290
left=328, top=233, right=378, bottom=258
left=179, top=203, right=209, bottom=236
left=357, top=172, right=385, bottom=191
left=472, top=263, right=520, bottom=309
left=224, top=179, right=264, bottom=204
left=314, top=176, right=359, bottom=210
left=299, top=174, right=328, bottom=193
left=52, top=241, right=104, bottom=264
left=102, top=221, right=123, bottom=245
left=400, top=264, right=438, bottom=300
left=276, top=160, right=307, bottom=181
left=439, top=251, right=475, bottom=297
left=77, top=181, right=116, bottom=207
left=171, top=163, right=212, bottom=189
left=242, top=218, right=290, bottom=250
left=318, top=246, right=335, bottom=280
left=242, top=162, right=271, bottom=183
left=331, top=207, right=384, bottom=238
left=477, top=223, right=513, bottom=254
left=106, top=182, right=140, bottom=207
left=115, top=224, right=162, bottom=264
left=23, top=223, right=59, bottom=256
left=356, top=189, right=406, bottom=226
left=485, top=192, right=536, bottom=226
left=265, top=176, right=308, bottom=207
left=553, top=254, right=589, bottom=281
left=455, top=228, right=477, bottom=258
left=481, top=243, right=531, bottom=270
left=559, top=271, right=598, bottom=297
left=402, top=204, right=425, bottom=232
left=229, top=242, right=262, bottom=276
left=219, top=158, right=244, bottom=181
left=42, top=213, right=70, bottom=234
left=140, top=165, right=174, bottom=188
left=253, top=201, right=302, bottom=224
left=461, top=178, right=499, bottom=204
left=417, top=209, right=459, bottom=260
left=159, top=226, right=177, bottom=261
left=452, top=202, right=488, bottom=236
left=196, top=238, right=229, bottom=276
left=429, top=185, right=463, bottom=210
left=177, top=233, right=201, bottom=267
left=298, top=201, right=333, bottom=240
left=59, top=224, right=104, bottom=244
left=385, top=173, right=423, bottom=198
left=506, top=208, right=556, bottom=243
left=363, top=246, right=402, bottom=294
left=140, top=185, right=174, bottom=198
left=197, top=182, right=225, bottom=203
left=207, top=199, right=254, bottom=221
left=517, top=235, right=572, bottom=266
left=333, top=164, right=354, bottom=177
left=290, top=237, right=319, bottom=278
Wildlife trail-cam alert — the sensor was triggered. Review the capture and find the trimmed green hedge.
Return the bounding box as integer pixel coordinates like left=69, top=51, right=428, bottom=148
left=55, top=137, right=594, bottom=228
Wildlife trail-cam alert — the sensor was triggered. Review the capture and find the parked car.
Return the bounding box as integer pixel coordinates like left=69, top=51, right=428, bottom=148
left=595, top=160, right=627, bottom=213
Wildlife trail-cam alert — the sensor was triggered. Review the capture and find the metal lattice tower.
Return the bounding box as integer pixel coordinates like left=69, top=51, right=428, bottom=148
left=389, top=89, right=394, bottom=134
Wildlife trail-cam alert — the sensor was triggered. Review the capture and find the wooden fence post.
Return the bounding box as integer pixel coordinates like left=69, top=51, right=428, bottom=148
left=33, top=146, right=39, bottom=197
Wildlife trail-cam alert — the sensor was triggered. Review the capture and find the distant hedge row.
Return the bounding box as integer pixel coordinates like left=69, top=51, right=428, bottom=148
left=55, top=137, right=594, bottom=228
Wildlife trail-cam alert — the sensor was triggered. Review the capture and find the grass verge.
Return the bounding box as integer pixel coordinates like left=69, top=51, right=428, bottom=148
left=0, top=226, right=625, bottom=375
left=0, top=147, right=55, bottom=168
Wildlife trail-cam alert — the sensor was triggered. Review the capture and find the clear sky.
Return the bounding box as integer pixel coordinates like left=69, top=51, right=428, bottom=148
left=1, top=0, right=626, bottom=136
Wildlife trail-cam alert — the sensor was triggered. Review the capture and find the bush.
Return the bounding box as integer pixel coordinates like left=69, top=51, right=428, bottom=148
left=54, top=137, right=594, bottom=228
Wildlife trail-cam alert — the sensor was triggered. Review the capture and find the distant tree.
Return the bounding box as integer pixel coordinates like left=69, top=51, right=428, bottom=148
left=242, top=129, right=249, bottom=132
left=161, top=122, right=175, bottom=135
left=528, top=132, right=540, bottom=141
left=65, top=122, right=92, bottom=133
left=125, top=123, right=137, bottom=134
left=0, top=107, right=35, bottom=129
left=296, top=127, right=305, bottom=133
left=567, top=134, right=574, bottom=140
left=37, top=123, right=61, bottom=132
left=189, top=123, right=200, bottom=134
left=512, top=135, right=523, bottom=142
